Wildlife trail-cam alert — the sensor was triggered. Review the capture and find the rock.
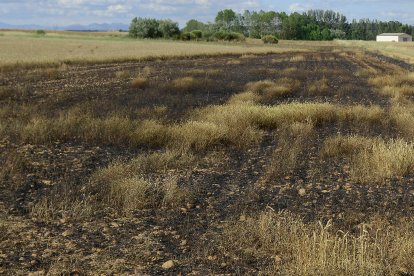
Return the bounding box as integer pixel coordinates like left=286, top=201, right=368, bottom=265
left=180, top=240, right=187, bottom=246
left=62, top=229, right=74, bottom=237
left=298, top=188, right=306, bottom=196
left=275, top=255, right=282, bottom=263
left=28, top=271, right=45, bottom=276
left=110, top=222, right=119, bottom=228
left=162, top=260, right=175, bottom=269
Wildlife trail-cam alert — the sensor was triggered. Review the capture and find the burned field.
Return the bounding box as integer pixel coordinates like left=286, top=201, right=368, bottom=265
left=1, top=51, right=414, bottom=275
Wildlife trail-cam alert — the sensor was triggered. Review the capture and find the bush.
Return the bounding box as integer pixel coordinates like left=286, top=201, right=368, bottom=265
left=190, top=30, right=203, bottom=39
left=180, top=32, right=195, bottom=41
left=36, top=30, right=46, bottom=36
left=262, top=35, right=278, bottom=44
left=214, top=31, right=245, bottom=41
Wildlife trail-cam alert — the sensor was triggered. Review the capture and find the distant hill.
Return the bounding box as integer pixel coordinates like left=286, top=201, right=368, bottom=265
left=0, top=22, right=129, bottom=31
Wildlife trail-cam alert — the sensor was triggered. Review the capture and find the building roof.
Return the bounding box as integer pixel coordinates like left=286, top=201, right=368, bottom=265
left=377, top=33, right=411, bottom=37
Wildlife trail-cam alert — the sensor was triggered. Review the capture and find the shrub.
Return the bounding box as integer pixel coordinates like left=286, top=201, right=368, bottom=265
left=36, top=30, right=46, bottom=36
left=214, top=31, right=245, bottom=41
left=190, top=30, right=203, bottom=39
left=181, top=32, right=195, bottom=41
left=261, top=35, right=278, bottom=44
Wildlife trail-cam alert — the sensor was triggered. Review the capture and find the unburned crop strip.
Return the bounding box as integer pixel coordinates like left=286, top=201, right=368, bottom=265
left=321, top=135, right=414, bottom=183
left=217, top=210, right=414, bottom=275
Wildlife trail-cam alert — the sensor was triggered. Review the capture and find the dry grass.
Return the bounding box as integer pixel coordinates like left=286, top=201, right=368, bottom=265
left=321, top=135, right=414, bottom=183
left=338, top=40, right=414, bottom=65
left=17, top=109, right=169, bottom=148
left=244, top=78, right=301, bottom=99
left=31, top=197, right=93, bottom=222
left=0, top=150, right=28, bottom=190
left=171, top=76, right=207, bottom=92
left=248, top=68, right=278, bottom=75
left=228, top=91, right=261, bottom=105
left=390, top=104, right=414, bottom=140
left=369, top=72, right=414, bottom=98
left=42, top=68, right=60, bottom=79
left=2, top=100, right=385, bottom=153
left=115, top=70, right=130, bottom=79
left=282, top=67, right=298, bottom=74
left=351, top=139, right=414, bottom=183
left=185, top=68, right=220, bottom=77
left=268, top=121, right=315, bottom=176
left=321, top=135, right=375, bottom=157
left=219, top=210, right=414, bottom=275
left=290, top=55, right=306, bottom=62
left=131, top=77, right=148, bottom=89
left=0, top=31, right=291, bottom=69
left=226, top=59, right=242, bottom=65
left=88, top=150, right=195, bottom=214
left=308, top=77, right=330, bottom=95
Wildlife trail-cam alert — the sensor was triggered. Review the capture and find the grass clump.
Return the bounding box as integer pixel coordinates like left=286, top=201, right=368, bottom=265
left=115, top=70, right=130, bottom=79
left=390, top=104, right=414, bottom=140
left=218, top=210, right=414, bottom=275
left=244, top=78, right=301, bottom=100
left=226, top=59, right=241, bottom=65
left=308, top=77, right=330, bottom=95
left=185, top=68, right=220, bottom=77
left=171, top=76, right=207, bottom=92
left=261, top=35, right=278, bottom=44
left=89, top=150, right=195, bottom=214
left=321, top=135, right=375, bottom=157
left=268, top=121, right=315, bottom=176
left=228, top=91, right=261, bottom=105
left=131, top=77, right=148, bottom=89
left=0, top=150, right=28, bottom=190
left=290, top=55, right=306, bottom=62
left=351, top=139, right=414, bottom=183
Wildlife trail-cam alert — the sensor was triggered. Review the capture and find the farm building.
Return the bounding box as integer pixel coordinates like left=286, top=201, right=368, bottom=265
left=376, top=33, right=412, bottom=42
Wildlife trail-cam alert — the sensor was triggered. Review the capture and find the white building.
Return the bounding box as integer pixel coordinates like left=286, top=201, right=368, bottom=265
left=376, top=33, right=412, bottom=42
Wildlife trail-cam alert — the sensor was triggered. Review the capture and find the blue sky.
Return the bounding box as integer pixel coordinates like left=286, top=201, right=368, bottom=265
left=1, top=0, right=413, bottom=27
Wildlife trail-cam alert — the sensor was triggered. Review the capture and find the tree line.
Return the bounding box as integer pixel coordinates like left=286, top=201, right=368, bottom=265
left=129, top=9, right=414, bottom=41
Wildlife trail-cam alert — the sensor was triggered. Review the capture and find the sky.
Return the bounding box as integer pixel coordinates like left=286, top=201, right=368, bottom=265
left=0, top=0, right=413, bottom=27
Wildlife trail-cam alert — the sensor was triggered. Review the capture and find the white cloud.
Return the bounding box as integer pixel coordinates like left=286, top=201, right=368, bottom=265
left=289, top=3, right=312, bottom=12
left=1, top=0, right=413, bottom=26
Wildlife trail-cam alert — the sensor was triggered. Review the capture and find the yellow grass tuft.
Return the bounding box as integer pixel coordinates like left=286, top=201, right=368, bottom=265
left=308, top=77, right=330, bottom=95
left=115, top=70, right=130, bottom=79
left=245, top=78, right=301, bottom=99
left=226, top=59, right=241, bottom=65
left=352, top=139, right=414, bottom=183
left=219, top=210, right=414, bottom=275
left=171, top=76, right=206, bottom=92
left=185, top=68, right=220, bottom=77
left=321, top=135, right=375, bottom=157
left=131, top=77, right=148, bottom=89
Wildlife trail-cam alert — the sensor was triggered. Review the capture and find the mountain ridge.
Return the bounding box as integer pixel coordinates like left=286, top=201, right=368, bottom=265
left=0, top=22, right=129, bottom=31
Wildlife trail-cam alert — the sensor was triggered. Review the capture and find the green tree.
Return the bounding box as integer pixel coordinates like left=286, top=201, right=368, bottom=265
left=158, top=20, right=180, bottom=38
left=215, top=9, right=237, bottom=31
left=183, top=19, right=208, bottom=32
